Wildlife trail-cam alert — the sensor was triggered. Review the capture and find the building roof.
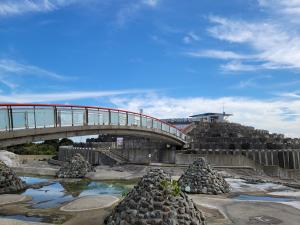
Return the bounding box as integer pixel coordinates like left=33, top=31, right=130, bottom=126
left=189, top=112, right=232, bottom=118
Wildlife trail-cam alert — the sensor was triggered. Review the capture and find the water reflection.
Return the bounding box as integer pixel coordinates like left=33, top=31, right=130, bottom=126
left=20, top=176, right=128, bottom=209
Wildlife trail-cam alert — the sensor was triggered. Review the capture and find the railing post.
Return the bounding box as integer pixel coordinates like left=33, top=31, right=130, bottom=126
left=71, top=107, right=74, bottom=126
left=85, top=108, right=89, bottom=126
left=33, top=106, right=36, bottom=129
left=126, top=112, right=128, bottom=126
left=54, top=106, right=58, bottom=127
left=108, top=110, right=111, bottom=125
left=7, top=106, right=13, bottom=131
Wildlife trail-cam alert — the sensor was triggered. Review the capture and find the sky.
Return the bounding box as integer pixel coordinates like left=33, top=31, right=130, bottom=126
left=0, top=0, right=299, bottom=137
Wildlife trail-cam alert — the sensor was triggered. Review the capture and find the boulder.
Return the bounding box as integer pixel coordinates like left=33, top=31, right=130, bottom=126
left=0, top=150, right=20, bottom=167
left=56, top=153, right=95, bottom=178
left=105, top=169, right=206, bottom=225
left=0, top=160, right=26, bottom=194
left=179, top=158, right=230, bottom=194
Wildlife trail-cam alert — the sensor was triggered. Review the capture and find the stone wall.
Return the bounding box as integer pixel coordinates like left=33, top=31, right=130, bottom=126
left=175, top=153, right=259, bottom=169
left=58, top=147, right=117, bottom=166
left=188, top=121, right=300, bottom=150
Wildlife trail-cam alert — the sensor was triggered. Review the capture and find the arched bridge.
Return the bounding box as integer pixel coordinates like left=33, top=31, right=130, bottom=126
left=0, top=104, right=186, bottom=147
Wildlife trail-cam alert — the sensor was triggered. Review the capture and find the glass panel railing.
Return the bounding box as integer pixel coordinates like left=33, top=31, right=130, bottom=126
left=88, top=109, right=99, bottom=125
left=110, top=111, right=119, bottom=125
left=72, top=108, right=85, bottom=126
left=141, top=116, right=147, bottom=127
left=119, top=112, right=127, bottom=125
left=12, top=108, right=35, bottom=129
left=12, top=111, right=25, bottom=129
left=58, top=108, right=72, bottom=127
left=153, top=120, right=158, bottom=129
left=0, top=108, right=9, bottom=131
left=146, top=118, right=153, bottom=128
left=36, top=108, right=54, bottom=128
left=170, top=127, right=176, bottom=135
left=128, top=113, right=135, bottom=126
left=100, top=110, right=109, bottom=125
left=162, top=123, right=170, bottom=132
left=0, top=105, right=186, bottom=141
left=134, top=115, right=140, bottom=127
left=157, top=121, right=162, bottom=130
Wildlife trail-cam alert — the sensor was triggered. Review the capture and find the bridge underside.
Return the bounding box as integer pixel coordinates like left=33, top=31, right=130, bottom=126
left=0, top=125, right=185, bottom=148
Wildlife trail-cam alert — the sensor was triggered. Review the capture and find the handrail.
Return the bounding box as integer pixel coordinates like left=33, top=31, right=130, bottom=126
left=0, top=103, right=186, bottom=142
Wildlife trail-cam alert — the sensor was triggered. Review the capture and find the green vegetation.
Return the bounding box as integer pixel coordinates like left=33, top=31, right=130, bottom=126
left=121, top=190, right=130, bottom=197
left=7, top=138, right=74, bottom=155
left=161, top=179, right=181, bottom=197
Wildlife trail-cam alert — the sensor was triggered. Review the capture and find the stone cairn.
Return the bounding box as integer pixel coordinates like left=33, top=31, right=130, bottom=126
left=179, top=158, right=230, bottom=195
left=56, top=153, right=95, bottom=178
left=0, top=160, right=26, bottom=194
left=105, top=169, right=206, bottom=225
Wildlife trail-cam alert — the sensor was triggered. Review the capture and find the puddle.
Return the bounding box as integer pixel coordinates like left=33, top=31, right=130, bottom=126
left=19, top=176, right=130, bottom=209
left=0, top=214, right=44, bottom=222
left=20, top=176, right=50, bottom=185
left=226, top=178, right=289, bottom=192
left=234, top=194, right=292, bottom=202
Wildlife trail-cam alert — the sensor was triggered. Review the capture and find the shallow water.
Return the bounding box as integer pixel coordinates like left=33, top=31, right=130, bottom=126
left=234, top=194, right=292, bottom=202
left=0, top=214, right=44, bottom=222
left=226, top=178, right=289, bottom=192
left=20, top=176, right=129, bottom=209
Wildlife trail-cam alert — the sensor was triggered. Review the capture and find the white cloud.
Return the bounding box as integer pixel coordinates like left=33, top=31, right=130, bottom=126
left=278, top=90, right=300, bottom=99
left=110, top=93, right=300, bottom=137
left=195, top=15, right=300, bottom=72
left=259, top=0, right=300, bottom=17
left=0, top=0, right=75, bottom=16
left=0, top=59, right=68, bottom=89
left=0, top=89, right=145, bottom=103
left=143, top=0, right=159, bottom=7
left=116, top=0, right=160, bottom=26
left=220, top=61, right=257, bottom=72
left=183, top=31, right=200, bottom=44
left=186, top=50, right=249, bottom=60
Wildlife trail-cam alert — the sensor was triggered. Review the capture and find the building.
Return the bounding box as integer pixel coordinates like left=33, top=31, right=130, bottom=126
left=190, top=112, right=232, bottom=123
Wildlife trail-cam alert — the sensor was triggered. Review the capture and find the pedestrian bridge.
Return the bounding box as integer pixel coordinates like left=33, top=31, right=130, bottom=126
left=0, top=104, right=186, bottom=147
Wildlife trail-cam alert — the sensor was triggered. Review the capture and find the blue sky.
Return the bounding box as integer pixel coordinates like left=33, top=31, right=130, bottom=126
left=0, top=0, right=299, bottom=137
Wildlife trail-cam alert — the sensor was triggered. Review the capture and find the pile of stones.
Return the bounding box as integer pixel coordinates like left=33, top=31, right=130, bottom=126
left=105, top=169, right=206, bottom=225
left=0, top=160, right=26, bottom=194
left=178, top=158, right=230, bottom=195
left=56, top=153, right=95, bottom=178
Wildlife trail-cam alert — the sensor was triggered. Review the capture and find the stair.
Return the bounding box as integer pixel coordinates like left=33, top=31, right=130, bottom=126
left=96, top=148, right=127, bottom=164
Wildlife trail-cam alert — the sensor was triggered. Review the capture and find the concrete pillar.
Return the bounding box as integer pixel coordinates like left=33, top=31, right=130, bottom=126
left=293, top=151, right=296, bottom=170
left=271, top=151, right=274, bottom=166
left=297, top=152, right=300, bottom=169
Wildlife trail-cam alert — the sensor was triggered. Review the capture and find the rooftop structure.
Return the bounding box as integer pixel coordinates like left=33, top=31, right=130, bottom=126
left=190, top=112, right=232, bottom=123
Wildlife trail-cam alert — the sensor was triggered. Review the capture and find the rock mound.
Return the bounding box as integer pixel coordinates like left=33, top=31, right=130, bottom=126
left=0, top=160, right=26, bottom=194
left=56, top=153, right=95, bottom=178
left=105, top=169, right=206, bottom=225
left=179, top=158, right=230, bottom=194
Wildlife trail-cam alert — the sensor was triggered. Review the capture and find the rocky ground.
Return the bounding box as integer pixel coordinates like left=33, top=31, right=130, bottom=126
left=1, top=158, right=300, bottom=225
